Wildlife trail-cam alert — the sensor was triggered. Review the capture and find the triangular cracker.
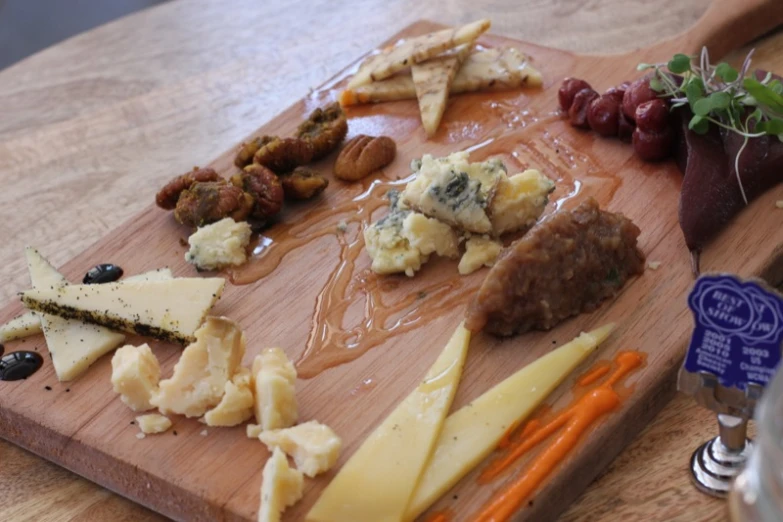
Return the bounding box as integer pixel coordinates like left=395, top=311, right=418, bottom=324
left=340, top=47, right=542, bottom=106
left=411, top=44, right=473, bottom=137
left=347, top=19, right=491, bottom=88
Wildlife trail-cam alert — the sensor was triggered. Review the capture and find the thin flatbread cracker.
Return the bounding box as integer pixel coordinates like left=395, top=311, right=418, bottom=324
left=347, top=19, right=491, bottom=88
left=340, top=48, right=543, bottom=106
left=411, top=44, right=473, bottom=137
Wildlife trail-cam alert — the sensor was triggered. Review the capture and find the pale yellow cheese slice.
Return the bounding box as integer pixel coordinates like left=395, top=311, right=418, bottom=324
left=307, top=323, right=470, bottom=522
left=21, top=276, right=225, bottom=345
left=404, top=324, right=615, bottom=520
left=348, top=19, right=490, bottom=88
left=0, top=312, right=41, bottom=343
left=411, top=44, right=473, bottom=137
left=340, top=47, right=542, bottom=106
left=25, top=247, right=126, bottom=382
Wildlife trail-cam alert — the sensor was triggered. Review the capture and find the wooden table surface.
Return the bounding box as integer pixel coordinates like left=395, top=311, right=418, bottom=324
left=0, top=0, right=776, bottom=520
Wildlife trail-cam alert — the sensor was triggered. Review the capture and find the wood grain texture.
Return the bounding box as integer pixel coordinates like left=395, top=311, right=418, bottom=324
left=0, top=0, right=781, bottom=521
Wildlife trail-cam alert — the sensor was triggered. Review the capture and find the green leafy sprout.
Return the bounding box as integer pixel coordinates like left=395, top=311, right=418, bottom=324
left=638, top=47, right=783, bottom=204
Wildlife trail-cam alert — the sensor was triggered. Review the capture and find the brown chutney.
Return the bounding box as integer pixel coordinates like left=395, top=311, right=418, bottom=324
left=465, top=198, right=645, bottom=336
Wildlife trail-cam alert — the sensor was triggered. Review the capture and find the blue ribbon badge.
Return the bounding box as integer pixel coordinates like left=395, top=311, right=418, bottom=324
left=685, top=274, right=783, bottom=390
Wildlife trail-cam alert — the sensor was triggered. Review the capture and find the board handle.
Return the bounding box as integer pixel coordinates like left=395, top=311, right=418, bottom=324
left=646, top=0, right=783, bottom=59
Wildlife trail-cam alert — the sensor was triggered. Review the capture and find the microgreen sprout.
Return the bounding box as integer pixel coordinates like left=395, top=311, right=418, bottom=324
left=638, top=47, right=783, bottom=204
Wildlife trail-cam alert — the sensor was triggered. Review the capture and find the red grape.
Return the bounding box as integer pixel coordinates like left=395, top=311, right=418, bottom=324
left=618, top=111, right=635, bottom=143
left=559, top=78, right=592, bottom=111
left=568, top=88, right=600, bottom=128
left=622, top=76, right=658, bottom=121
left=635, top=99, right=670, bottom=133
left=632, top=127, right=673, bottom=161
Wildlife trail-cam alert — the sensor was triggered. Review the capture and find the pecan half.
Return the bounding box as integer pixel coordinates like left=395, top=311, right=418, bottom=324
left=280, top=167, right=329, bottom=200
left=253, top=136, right=314, bottom=174
left=174, top=181, right=253, bottom=227
left=333, top=135, right=396, bottom=181
left=296, top=103, right=348, bottom=160
left=234, top=136, right=275, bottom=168
left=155, top=167, right=221, bottom=210
left=231, top=164, right=284, bottom=218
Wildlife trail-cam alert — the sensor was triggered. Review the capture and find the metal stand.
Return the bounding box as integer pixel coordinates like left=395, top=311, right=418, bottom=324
left=689, top=414, right=753, bottom=497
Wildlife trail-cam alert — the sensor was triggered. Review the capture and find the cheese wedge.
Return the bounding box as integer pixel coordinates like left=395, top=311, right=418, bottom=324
left=21, top=277, right=225, bottom=344
left=340, top=47, right=542, bottom=106
left=404, top=324, right=615, bottom=520
left=0, top=268, right=173, bottom=345
left=0, top=312, right=41, bottom=343
left=307, top=323, right=471, bottom=522
left=25, top=248, right=126, bottom=381
left=412, top=44, right=473, bottom=137
left=348, top=19, right=490, bottom=88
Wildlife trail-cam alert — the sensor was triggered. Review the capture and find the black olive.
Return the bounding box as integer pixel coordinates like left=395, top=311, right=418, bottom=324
left=83, top=264, right=124, bottom=284
left=0, top=351, right=44, bottom=381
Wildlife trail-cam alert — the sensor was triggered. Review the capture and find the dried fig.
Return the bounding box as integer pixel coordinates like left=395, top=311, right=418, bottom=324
left=334, top=135, right=396, bottom=181
left=280, top=167, right=329, bottom=200
left=253, top=136, right=314, bottom=174
left=174, top=181, right=253, bottom=227
left=231, top=164, right=284, bottom=218
left=296, top=103, right=348, bottom=160
left=156, top=167, right=221, bottom=210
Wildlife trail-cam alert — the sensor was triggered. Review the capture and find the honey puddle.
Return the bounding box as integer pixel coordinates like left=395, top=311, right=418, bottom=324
left=229, top=86, right=620, bottom=378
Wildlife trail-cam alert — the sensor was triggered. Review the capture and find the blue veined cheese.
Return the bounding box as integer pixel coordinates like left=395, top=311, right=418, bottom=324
left=185, top=217, right=252, bottom=271
left=489, top=168, right=555, bottom=236
left=402, top=151, right=505, bottom=234
left=458, top=235, right=503, bottom=275
left=364, top=191, right=458, bottom=277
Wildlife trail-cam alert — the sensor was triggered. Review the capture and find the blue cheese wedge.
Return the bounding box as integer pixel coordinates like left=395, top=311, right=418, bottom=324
left=402, top=151, right=505, bottom=234
left=347, top=19, right=490, bottom=88
left=364, top=191, right=458, bottom=276
left=488, top=168, right=555, bottom=236
left=185, top=217, right=252, bottom=271
left=21, top=277, right=225, bottom=345
left=152, top=317, right=246, bottom=418
left=25, top=247, right=127, bottom=382
left=0, top=312, right=42, bottom=343
left=458, top=236, right=503, bottom=275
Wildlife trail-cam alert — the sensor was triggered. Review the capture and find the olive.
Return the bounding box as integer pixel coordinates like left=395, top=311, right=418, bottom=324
left=587, top=94, right=621, bottom=136
left=558, top=78, right=592, bottom=111
left=83, top=263, right=124, bottom=284
left=632, top=127, right=674, bottom=161
left=0, top=351, right=44, bottom=381
left=635, top=99, right=670, bottom=133
left=568, top=88, right=600, bottom=128
left=622, top=76, right=658, bottom=121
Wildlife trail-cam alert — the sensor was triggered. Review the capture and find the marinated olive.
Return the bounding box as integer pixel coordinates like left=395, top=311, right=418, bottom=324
left=83, top=263, right=124, bottom=284
left=587, top=94, right=622, bottom=136
left=568, top=88, right=600, bottom=128
left=558, top=78, right=592, bottom=111
left=0, top=351, right=44, bottom=381
left=622, top=76, right=658, bottom=121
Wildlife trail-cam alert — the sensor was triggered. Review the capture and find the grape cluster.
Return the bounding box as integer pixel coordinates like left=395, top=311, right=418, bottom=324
left=558, top=75, right=674, bottom=161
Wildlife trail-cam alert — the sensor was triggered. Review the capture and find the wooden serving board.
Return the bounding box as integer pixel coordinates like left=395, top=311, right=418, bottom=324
left=1, top=1, right=783, bottom=520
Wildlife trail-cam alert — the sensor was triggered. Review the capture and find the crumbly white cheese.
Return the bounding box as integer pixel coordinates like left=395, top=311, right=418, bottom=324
left=111, top=344, right=161, bottom=412
left=252, top=348, right=298, bottom=431
left=259, top=420, right=342, bottom=478
left=776, top=200, right=783, bottom=209
left=489, top=169, right=555, bottom=235
left=647, top=261, right=662, bottom=270
left=136, top=413, right=172, bottom=434
left=247, top=424, right=264, bottom=439
left=364, top=191, right=458, bottom=277
left=203, top=367, right=255, bottom=427
left=152, top=317, right=246, bottom=418
left=458, top=236, right=503, bottom=275
left=402, top=151, right=505, bottom=234
left=258, top=447, right=304, bottom=522
left=185, top=217, right=252, bottom=271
